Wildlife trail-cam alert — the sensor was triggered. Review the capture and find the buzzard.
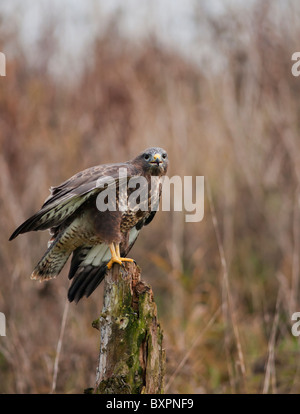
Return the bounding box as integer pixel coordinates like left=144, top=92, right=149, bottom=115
left=9, top=147, right=168, bottom=302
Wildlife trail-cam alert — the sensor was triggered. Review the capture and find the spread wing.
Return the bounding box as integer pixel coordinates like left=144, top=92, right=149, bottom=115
left=9, top=162, right=137, bottom=240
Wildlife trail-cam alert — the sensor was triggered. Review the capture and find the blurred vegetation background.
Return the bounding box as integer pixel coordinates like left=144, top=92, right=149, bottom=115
left=1, top=0, right=300, bottom=394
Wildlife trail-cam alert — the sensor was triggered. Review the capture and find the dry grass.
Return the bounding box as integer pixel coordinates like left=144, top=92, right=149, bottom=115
left=1, top=1, right=300, bottom=393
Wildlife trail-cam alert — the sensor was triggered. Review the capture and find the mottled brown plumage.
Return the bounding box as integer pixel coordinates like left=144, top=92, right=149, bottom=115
left=10, top=148, right=168, bottom=302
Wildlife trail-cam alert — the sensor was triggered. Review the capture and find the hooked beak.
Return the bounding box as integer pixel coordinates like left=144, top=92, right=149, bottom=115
left=150, top=153, right=162, bottom=166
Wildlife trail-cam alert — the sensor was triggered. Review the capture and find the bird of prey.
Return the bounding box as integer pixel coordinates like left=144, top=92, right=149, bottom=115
left=9, top=147, right=168, bottom=302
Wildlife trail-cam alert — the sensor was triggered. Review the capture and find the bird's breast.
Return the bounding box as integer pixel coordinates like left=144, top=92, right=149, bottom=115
left=120, top=209, right=145, bottom=232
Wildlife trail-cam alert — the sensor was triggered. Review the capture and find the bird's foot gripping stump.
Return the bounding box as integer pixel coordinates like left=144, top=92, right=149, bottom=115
left=93, top=262, right=165, bottom=394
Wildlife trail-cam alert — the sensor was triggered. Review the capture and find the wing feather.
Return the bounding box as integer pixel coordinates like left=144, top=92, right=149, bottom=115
left=9, top=162, right=138, bottom=240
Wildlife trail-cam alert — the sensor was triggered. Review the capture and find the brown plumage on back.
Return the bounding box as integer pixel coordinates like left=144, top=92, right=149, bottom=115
left=9, top=148, right=169, bottom=302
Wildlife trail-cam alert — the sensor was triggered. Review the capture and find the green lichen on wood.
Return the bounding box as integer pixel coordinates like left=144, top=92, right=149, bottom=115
left=94, top=263, right=165, bottom=394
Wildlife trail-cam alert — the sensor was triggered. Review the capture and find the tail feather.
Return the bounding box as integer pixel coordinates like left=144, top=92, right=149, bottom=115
left=30, top=221, right=82, bottom=281
left=31, top=236, right=72, bottom=281
left=67, top=244, right=111, bottom=302
left=68, top=264, right=107, bottom=303
left=68, top=246, right=91, bottom=281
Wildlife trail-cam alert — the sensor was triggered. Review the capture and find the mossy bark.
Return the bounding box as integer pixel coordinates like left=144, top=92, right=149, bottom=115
left=94, top=262, right=165, bottom=394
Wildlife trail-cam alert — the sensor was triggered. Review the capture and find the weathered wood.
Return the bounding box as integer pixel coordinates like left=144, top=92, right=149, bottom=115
left=93, top=262, right=165, bottom=394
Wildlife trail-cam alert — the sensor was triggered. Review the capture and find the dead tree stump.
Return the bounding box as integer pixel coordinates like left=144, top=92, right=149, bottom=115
left=93, top=262, right=165, bottom=394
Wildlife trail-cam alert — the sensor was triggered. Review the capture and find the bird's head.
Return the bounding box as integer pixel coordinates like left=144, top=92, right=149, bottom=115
left=134, top=147, right=169, bottom=176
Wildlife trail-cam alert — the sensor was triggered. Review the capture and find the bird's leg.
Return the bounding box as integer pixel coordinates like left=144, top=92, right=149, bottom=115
left=106, top=243, right=122, bottom=269
left=106, top=242, right=135, bottom=270
left=115, top=243, right=121, bottom=258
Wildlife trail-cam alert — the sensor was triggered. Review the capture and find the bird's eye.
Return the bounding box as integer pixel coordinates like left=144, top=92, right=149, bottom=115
left=162, top=153, right=167, bottom=159
left=144, top=154, right=150, bottom=160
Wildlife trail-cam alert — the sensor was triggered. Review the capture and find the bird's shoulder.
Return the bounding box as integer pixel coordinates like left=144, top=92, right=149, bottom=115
left=43, top=161, right=141, bottom=208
